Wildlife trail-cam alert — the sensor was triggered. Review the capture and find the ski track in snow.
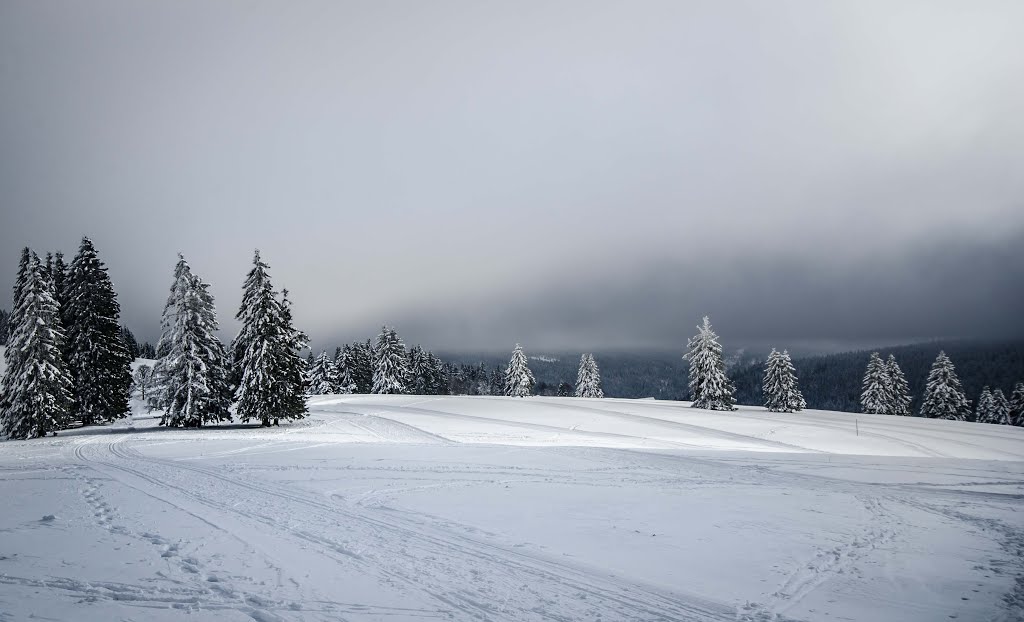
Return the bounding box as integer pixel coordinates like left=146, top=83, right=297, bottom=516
left=2, top=395, right=1024, bottom=621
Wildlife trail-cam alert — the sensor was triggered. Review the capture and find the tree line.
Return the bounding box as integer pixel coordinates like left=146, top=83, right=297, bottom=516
left=3, top=240, right=1022, bottom=439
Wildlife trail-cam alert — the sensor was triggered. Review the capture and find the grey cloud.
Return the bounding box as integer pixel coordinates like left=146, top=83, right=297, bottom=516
left=1, top=1, right=1022, bottom=352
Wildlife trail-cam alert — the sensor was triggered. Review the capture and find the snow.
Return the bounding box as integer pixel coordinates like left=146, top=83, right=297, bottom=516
left=2, top=393, right=1023, bottom=621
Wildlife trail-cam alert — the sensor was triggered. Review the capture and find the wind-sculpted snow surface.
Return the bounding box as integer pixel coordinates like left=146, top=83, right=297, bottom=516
left=1, top=395, right=1023, bottom=621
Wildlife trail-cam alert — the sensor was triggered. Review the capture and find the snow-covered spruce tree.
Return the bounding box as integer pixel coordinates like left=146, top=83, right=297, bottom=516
left=372, top=326, right=408, bottom=394
left=0, top=252, right=73, bottom=439
left=153, top=255, right=233, bottom=428
left=348, top=340, right=374, bottom=393
left=919, top=351, right=971, bottom=420
left=306, top=351, right=339, bottom=395
left=763, top=349, right=805, bottom=412
left=334, top=345, right=356, bottom=394
left=974, top=387, right=994, bottom=424
left=860, top=352, right=890, bottom=414
left=1009, top=382, right=1024, bottom=427
left=231, top=251, right=308, bottom=427
left=489, top=368, right=504, bottom=397
left=575, top=354, right=604, bottom=398
left=273, top=289, right=309, bottom=419
left=885, top=355, right=912, bottom=416
left=684, top=316, right=736, bottom=410
left=64, top=237, right=133, bottom=425
left=504, top=344, right=535, bottom=397
left=991, top=389, right=1011, bottom=426
left=425, top=352, right=449, bottom=395
left=407, top=345, right=427, bottom=395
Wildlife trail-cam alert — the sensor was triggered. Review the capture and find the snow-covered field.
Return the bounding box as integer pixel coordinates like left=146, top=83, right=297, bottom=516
left=2, top=395, right=1023, bottom=622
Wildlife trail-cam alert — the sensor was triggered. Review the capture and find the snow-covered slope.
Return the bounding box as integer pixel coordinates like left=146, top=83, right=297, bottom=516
left=1, top=396, right=1023, bottom=622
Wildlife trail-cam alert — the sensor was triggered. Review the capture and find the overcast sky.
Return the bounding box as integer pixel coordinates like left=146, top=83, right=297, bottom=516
left=1, top=1, right=1022, bottom=354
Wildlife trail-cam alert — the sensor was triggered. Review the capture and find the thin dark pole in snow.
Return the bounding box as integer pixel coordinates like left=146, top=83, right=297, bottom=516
left=856, top=419, right=859, bottom=436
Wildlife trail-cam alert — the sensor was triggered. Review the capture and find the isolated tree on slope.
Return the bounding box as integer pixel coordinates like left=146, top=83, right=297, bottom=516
left=154, top=255, right=233, bottom=427
left=885, top=355, right=912, bottom=416
left=684, top=316, right=736, bottom=410
left=860, top=352, right=890, bottom=415
left=763, top=349, right=804, bottom=412
left=132, top=365, right=154, bottom=401
left=232, top=251, right=308, bottom=426
left=575, top=353, right=604, bottom=398
left=991, top=389, right=1011, bottom=426
left=307, top=351, right=339, bottom=395
left=0, top=252, right=73, bottom=439
left=1009, top=382, right=1024, bottom=427
left=64, top=237, right=133, bottom=425
left=504, top=344, right=535, bottom=397
left=919, top=351, right=971, bottom=420
left=372, top=326, right=408, bottom=394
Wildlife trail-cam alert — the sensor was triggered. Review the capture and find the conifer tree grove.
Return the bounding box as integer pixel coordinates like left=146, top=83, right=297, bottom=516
left=1009, top=382, right=1024, bottom=427
left=919, top=351, right=971, bottom=420
left=991, top=388, right=1011, bottom=425
left=763, top=349, right=805, bottom=412
left=885, top=355, right=912, bottom=416
left=860, top=352, right=890, bottom=414
left=684, top=316, right=736, bottom=410
left=372, top=326, right=409, bottom=394
left=575, top=353, right=604, bottom=398
left=232, top=251, right=308, bottom=426
left=504, top=344, right=535, bottom=397
left=974, top=387, right=994, bottom=423
left=63, top=237, right=132, bottom=425
left=0, top=252, right=73, bottom=439
left=153, top=255, right=233, bottom=427
left=307, top=351, right=339, bottom=395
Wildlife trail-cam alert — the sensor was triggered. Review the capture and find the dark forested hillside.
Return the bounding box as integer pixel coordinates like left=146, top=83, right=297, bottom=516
left=730, top=340, right=1024, bottom=414
left=443, top=340, right=1024, bottom=414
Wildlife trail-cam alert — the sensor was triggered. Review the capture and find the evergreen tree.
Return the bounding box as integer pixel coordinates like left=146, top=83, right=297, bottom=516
left=153, top=255, right=233, bottom=427
left=919, top=351, right=971, bottom=420
left=504, top=344, right=535, bottom=397
left=307, top=351, right=339, bottom=395
left=0, top=252, right=73, bottom=439
left=49, top=251, right=67, bottom=302
left=372, top=326, right=408, bottom=394
left=139, top=342, right=157, bottom=359
left=763, top=349, right=805, bottom=412
left=425, top=352, right=448, bottom=395
left=232, top=251, right=308, bottom=426
left=489, top=367, right=504, bottom=397
left=0, top=308, right=9, bottom=346
left=1009, top=382, right=1024, bottom=427
left=886, top=355, right=912, bottom=416
left=684, top=316, right=736, bottom=410
left=349, top=340, right=374, bottom=393
left=64, top=237, right=132, bottom=425
left=860, top=352, right=890, bottom=414
left=575, top=354, right=604, bottom=398
left=407, top=345, right=428, bottom=394
left=334, top=345, right=356, bottom=394
left=991, top=388, right=1011, bottom=426
left=974, top=387, right=995, bottom=423
left=120, top=325, right=141, bottom=359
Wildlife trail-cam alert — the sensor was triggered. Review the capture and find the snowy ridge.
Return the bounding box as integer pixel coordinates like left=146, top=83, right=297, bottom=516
left=1, top=395, right=1023, bottom=621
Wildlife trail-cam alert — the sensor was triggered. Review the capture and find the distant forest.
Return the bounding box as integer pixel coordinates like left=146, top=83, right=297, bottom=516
left=444, top=339, right=1024, bottom=414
